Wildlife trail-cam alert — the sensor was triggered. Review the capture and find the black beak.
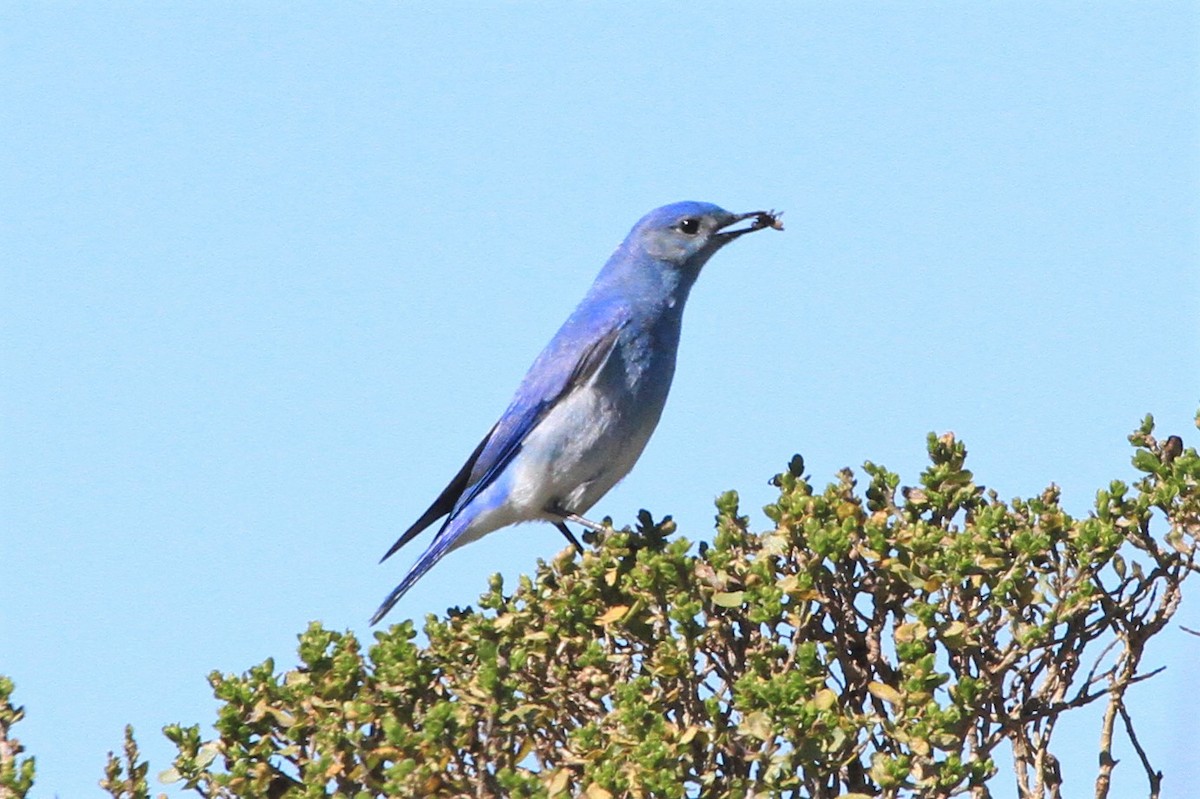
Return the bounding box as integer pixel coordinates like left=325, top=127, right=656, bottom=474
left=715, top=210, right=785, bottom=242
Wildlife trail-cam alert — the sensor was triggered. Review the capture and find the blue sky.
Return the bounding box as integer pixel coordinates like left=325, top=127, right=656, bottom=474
left=3, top=4, right=1198, bottom=797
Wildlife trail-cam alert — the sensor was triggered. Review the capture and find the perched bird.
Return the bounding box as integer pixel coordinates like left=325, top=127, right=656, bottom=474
left=372, top=202, right=782, bottom=623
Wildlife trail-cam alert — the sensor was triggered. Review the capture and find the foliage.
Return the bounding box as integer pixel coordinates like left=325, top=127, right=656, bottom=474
left=7, top=416, right=1200, bottom=798
left=102, top=726, right=153, bottom=799
left=129, top=415, right=1197, bottom=799
left=0, top=677, right=35, bottom=799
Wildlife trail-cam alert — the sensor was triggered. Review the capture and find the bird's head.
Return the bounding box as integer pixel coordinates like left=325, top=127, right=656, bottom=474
left=628, top=201, right=783, bottom=269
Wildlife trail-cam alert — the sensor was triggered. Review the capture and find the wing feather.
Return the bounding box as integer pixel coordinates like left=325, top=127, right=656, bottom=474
left=377, top=315, right=626, bottom=562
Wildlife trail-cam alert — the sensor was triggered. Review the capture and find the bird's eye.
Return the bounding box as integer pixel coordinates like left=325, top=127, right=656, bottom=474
left=677, top=218, right=700, bottom=235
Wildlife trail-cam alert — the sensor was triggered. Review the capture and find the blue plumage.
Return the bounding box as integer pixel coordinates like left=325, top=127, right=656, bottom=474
left=372, top=202, right=781, bottom=623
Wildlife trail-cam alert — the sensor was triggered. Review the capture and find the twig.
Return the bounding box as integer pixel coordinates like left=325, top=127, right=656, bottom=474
left=1117, top=702, right=1162, bottom=799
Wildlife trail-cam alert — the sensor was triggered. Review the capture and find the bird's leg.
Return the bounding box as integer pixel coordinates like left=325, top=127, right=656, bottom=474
left=553, top=521, right=585, bottom=554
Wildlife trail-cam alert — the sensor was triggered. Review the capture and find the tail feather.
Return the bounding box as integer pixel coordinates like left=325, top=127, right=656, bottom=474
left=370, top=525, right=459, bottom=625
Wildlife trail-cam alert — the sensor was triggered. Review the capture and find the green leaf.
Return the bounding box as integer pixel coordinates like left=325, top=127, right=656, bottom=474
left=868, top=681, right=904, bottom=707
left=1131, top=449, right=1160, bottom=473
left=193, top=741, right=220, bottom=770
left=712, top=591, right=745, bottom=608
left=739, top=711, right=773, bottom=740
left=813, top=688, right=838, bottom=711
left=596, top=605, right=629, bottom=626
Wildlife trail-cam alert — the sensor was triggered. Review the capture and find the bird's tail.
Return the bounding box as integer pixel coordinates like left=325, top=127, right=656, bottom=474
left=370, top=523, right=459, bottom=625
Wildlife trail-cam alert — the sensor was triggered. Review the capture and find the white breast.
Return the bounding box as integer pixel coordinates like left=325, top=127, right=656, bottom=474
left=447, top=327, right=671, bottom=551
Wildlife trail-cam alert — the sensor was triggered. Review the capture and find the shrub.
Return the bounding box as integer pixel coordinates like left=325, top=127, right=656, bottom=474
left=8, top=415, right=1199, bottom=798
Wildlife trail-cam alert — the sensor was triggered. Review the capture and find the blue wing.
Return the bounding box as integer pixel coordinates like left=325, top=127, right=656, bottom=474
left=370, top=308, right=628, bottom=624
left=379, top=305, right=628, bottom=564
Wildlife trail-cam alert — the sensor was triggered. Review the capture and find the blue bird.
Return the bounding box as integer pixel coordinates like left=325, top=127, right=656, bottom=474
left=372, top=202, right=781, bottom=624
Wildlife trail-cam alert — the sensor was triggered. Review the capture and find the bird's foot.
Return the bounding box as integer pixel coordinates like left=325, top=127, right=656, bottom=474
left=562, top=512, right=607, bottom=533
left=547, top=506, right=610, bottom=553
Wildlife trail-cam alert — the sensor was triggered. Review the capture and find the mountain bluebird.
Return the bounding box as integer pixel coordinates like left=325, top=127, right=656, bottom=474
left=372, top=202, right=781, bottom=623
